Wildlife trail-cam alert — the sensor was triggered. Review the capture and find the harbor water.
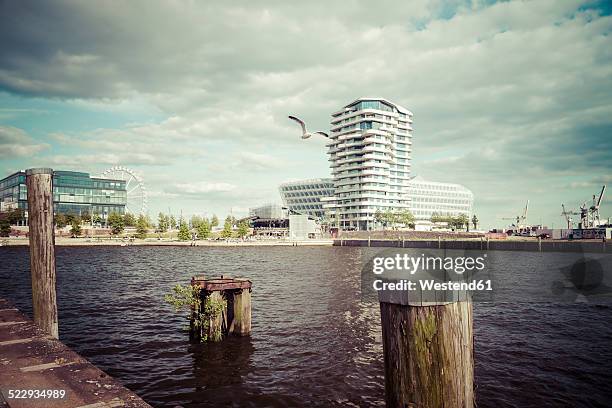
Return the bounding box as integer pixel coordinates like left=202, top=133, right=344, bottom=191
left=1, top=246, right=611, bottom=407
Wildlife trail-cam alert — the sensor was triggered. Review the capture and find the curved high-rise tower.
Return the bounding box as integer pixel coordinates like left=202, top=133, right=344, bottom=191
left=326, top=98, right=413, bottom=230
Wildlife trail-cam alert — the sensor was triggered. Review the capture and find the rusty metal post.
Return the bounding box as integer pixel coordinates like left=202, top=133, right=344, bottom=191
left=26, top=168, right=58, bottom=339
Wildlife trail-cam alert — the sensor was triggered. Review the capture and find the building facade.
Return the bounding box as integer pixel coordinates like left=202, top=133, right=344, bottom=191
left=279, top=178, right=334, bottom=219
left=248, top=203, right=287, bottom=219
left=0, top=170, right=127, bottom=224
left=327, top=98, right=413, bottom=230
left=408, top=176, right=473, bottom=221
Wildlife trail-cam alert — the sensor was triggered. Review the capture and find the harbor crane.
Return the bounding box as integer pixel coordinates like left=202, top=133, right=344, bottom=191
left=579, top=185, right=607, bottom=228
left=591, top=185, right=606, bottom=226
left=561, top=204, right=579, bottom=229
left=575, top=185, right=607, bottom=229
left=502, top=199, right=529, bottom=228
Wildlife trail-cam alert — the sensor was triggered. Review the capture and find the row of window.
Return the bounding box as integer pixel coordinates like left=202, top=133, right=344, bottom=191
left=0, top=175, right=25, bottom=189
left=411, top=196, right=472, bottom=204
left=350, top=100, right=394, bottom=112
left=410, top=190, right=473, bottom=198
left=283, top=190, right=334, bottom=198
left=280, top=183, right=333, bottom=191
left=411, top=203, right=471, bottom=210
left=410, top=183, right=467, bottom=192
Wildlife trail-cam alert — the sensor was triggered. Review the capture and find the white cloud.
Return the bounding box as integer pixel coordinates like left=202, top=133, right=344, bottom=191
left=171, top=181, right=236, bottom=195
left=0, top=126, right=49, bottom=158
left=0, top=1, right=611, bottom=225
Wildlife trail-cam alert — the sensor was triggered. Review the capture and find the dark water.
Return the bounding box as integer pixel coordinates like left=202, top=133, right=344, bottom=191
left=1, top=246, right=611, bottom=407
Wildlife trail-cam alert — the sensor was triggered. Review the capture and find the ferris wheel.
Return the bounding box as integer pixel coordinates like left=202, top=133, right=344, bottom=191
left=101, top=166, right=148, bottom=215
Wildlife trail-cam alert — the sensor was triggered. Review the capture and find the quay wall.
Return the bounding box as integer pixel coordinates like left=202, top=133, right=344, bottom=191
left=334, top=238, right=612, bottom=253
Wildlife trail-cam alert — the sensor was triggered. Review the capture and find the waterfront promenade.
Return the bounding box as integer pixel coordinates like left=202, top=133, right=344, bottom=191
left=0, top=299, right=150, bottom=408
left=0, top=237, right=334, bottom=247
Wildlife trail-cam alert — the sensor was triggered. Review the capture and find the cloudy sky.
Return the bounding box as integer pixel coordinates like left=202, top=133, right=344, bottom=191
left=1, top=0, right=611, bottom=228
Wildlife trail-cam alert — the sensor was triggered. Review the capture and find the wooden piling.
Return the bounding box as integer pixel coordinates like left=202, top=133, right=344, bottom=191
left=190, top=276, right=252, bottom=342
left=379, top=296, right=474, bottom=407
left=25, top=168, right=58, bottom=339
left=206, top=291, right=227, bottom=342
left=538, top=237, right=542, bottom=252
left=229, top=288, right=251, bottom=336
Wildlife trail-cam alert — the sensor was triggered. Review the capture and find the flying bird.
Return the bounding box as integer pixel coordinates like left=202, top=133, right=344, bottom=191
left=288, top=115, right=329, bottom=139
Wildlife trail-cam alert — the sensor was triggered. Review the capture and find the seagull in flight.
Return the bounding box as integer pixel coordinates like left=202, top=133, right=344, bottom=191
left=288, top=115, right=329, bottom=139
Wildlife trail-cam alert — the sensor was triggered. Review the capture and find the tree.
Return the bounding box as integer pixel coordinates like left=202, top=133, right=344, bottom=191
left=108, top=212, right=125, bottom=235
left=190, top=215, right=203, bottom=229
left=124, top=213, right=136, bottom=227
left=374, top=210, right=384, bottom=228
left=136, top=214, right=149, bottom=239
left=197, top=218, right=211, bottom=239
left=92, top=213, right=102, bottom=225
left=157, top=212, right=168, bottom=232
left=456, top=214, right=470, bottom=231
left=55, top=214, right=68, bottom=229
left=0, top=219, right=10, bottom=237
left=81, top=211, right=91, bottom=224
left=398, top=210, right=415, bottom=229
left=169, top=215, right=177, bottom=230
left=472, top=214, right=479, bottom=230
left=382, top=209, right=397, bottom=229
left=220, top=216, right=233, bottom=238
left=211, top=214, right=219, bottom=228
left=7, top=208, right=24, bottom=225
left=430, top=212, right=442, bottom=224
left=70, top=219, right=82, bottom=237
left=237, top=220, right=250, bottom=238
left=65, top=212, right=82, bottom=227
left=375, top=209, right=393, bottom=229
left=177, top=219, right=190, bottom=241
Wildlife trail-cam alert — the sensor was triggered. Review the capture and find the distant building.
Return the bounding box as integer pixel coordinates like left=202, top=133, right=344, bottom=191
left=408, top=176, right=473, bottom=221
left=249, top=203, right=287, bottom=219
left=247, top=203, right=319, bottom=239
left=279, top=178, right=334, bottom=219
left=327, top=98, right=413, bottom=230
left=0, top=170, right=127, bottom=225
left=288, top=214, right=320, bottom=240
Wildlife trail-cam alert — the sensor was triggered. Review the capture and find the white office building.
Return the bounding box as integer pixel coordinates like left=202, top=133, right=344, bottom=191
left=327, top=98, right=413, bottom=230
left=408, top=176, right=474, bottom=221
left=279, top=178, right=335, bottom=219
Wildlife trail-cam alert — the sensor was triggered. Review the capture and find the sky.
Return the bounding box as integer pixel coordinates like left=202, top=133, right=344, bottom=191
left=0, top=0, right=611, bottom=228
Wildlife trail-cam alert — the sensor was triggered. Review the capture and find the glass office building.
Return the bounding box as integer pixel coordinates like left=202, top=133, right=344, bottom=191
left=279, top=178, right=335, bottom=219
left=0, top=170, right=127, bottom=224
left=249, top=203, right=287, bottom=219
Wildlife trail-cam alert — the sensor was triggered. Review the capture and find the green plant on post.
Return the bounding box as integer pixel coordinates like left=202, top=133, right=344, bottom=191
left=164, top=283, right=227, bottom=342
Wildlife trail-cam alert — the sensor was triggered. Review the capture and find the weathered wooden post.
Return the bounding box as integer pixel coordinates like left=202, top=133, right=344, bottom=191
left=190, top=276, right=251, bottom=342
left=25, top=168, right=58, bottom=339
left=378, top=267, right=474, bottom=407
left=538, top=236, right=542, bottom=252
